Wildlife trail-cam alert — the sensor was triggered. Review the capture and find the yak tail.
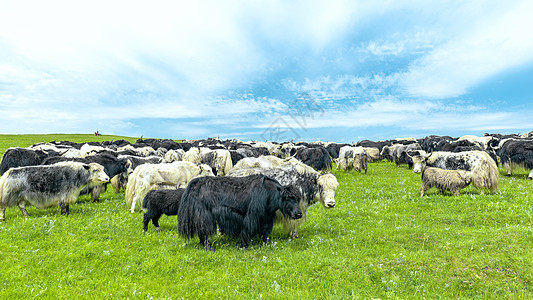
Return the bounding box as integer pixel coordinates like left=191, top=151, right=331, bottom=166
left=141, top=193, right=149, bottom=210
left=124, top=172, right=137, bottom=206
left=177, top=179, right=216, bottom=239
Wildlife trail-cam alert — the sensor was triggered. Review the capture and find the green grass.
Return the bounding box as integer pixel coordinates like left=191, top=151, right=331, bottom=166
left=1, top=134, right=533, bottom=299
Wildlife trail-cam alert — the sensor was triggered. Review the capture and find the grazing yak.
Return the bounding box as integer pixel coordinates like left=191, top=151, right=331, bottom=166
left=0, top=147, right=62, bottom=175
left=495, top=139, right=533, bottom=179
left=125, top=161, right=214, bottom=213
left=41, top=153, right=132, bottom=202
left=199, top=148, right=233, bottom=176
left=381, top=143, right=422, bottom=168
left=110, top=155, right=165, bottom=193
left=164, top=149, right=186, bottom=163
left=0, top=162, right=109, bottom=220
left=336, top=146, right=368, bottom=173
left=142, top=188, right=185, bottom=232
left=228, top=165, right=339, bottom=238
left=420, top=167, right=473, bottom=196
left=177, top=174, right=303, bottom=249
left=410, top=151, right=499, bottom=193
left=293, top=146, right=332, bottom=172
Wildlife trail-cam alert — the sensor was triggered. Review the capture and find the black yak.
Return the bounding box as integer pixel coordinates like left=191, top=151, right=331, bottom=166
left=177, top=174, right=302, bottom=249
left=293, top=146, right=332, bottom=171
left=142, top=188, right=185, bottom=232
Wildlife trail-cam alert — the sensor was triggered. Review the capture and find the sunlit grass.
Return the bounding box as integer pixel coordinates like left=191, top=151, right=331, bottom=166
left=0, top=134, right=532, bottom=298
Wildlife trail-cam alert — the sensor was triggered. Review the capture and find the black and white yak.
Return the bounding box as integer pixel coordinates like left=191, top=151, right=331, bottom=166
left=41, top=153, right=132, bottom=202
left=228, top=165, right=339, bottom=239
left=495, top=139, right=533, bottom=179
left=380, top=143, right=423, bottom=168
left=336, top=146, right=368, bottom=173
left=410, top=151, right=499, bottom=193
left=177, top=174, right=303, bottom=249
left=0, top=162, right=109, bottom=220
left=142, top=188, right=185, bottom=232
left=0, top=147, right=62, bottom=175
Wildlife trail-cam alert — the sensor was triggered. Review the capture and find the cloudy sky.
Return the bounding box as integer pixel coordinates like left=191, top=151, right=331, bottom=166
left=1, top=1, right=532, bottom=143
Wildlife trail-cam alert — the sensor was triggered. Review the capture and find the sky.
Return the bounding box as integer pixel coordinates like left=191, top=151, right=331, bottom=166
left=1, top=0, right=533, bottom=143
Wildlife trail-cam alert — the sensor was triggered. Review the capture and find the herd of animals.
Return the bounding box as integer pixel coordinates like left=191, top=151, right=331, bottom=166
left=0, top=132, right=532, bottom=248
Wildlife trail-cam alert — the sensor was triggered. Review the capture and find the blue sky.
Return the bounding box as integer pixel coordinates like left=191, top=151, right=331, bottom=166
left=1, top=1, right=533, bottom=143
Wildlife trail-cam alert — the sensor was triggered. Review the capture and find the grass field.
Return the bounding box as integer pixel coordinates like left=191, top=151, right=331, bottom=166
left=0, top=134, right=532, bottom=299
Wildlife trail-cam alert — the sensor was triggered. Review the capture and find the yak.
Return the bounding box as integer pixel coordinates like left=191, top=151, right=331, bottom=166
left=142, top=188, right=185, bottom=232
left=177, top=174, right=302, bottom=249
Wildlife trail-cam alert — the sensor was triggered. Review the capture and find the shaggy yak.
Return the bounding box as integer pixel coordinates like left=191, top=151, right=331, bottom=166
left=0, top=162, right=109, bottom=220
left=420, top=167, right=473, bottom=196
left=142, top=188, right=185, bottom=232
left=177, top=174, right=303, bottom=249
left=125, top=161, right=213, bottom=213
left=228, top=165, right=339, bottom=239
left=293, top=146, right=332, bottom=172
left=336, top=146, right=368, bottom=173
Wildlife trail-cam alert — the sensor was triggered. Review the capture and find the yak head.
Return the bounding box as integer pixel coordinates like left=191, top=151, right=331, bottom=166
left=280, top=185, right=303, bottom=219
left=86, top=163, right=110, bottom=185
left=409, top=152, right=432, bottom=173
left=317, top=173, right=338, bottom=208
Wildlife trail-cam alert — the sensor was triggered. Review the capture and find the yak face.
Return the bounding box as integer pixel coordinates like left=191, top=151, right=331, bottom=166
left=87, top=163, right=110, bottom=185
left=411, top=154, right=429, bottom=173
left=198, top=164, right=215, bottom=177
left=280, top=186, right=303, bottom=219
left=317, top=173, right=338, bottom=208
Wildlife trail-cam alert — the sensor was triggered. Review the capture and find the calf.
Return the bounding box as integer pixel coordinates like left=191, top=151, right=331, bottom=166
left=420, top=167, right=472, bottom=196
left=142, top=188, right=185, bottom=232
left=0, top=162, right=109, bottom=220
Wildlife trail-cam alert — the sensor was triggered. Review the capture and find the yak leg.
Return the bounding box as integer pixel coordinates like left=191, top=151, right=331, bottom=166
left=420, top=184, right=428, bottom=197
left=504, top=163, right=512, bottom=176
left=60, top=201, right=70, bottom=216
left=152, top=213, right=162, bottom=232
left=130, top=198, right=137, bottom=214
left=0, top=205, right=6, bottom=221
left=91, top=185, right=106, bottom=202
left=199, top=234, right=213, bottom=250
left=142, top=213, right=151, bottom=231
left=282, top=218, right=300, bottom=239
left=260, top=222, right=274, bottom=245
left=528, top=169, right=533, bottom=180
left=18, top=202, right=29, bottom=217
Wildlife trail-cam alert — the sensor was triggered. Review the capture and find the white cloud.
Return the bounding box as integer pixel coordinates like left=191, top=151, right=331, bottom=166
left=1, top=1, right=533, bottom=140
left=402, top=1, right=533, bottom=98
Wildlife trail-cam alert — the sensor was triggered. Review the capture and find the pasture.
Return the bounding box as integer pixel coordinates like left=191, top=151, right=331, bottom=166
left=0, top=134, right=532, bottom=299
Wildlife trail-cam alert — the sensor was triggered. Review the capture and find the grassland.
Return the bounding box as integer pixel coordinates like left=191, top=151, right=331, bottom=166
left=0, top=134, right=532, bottom=299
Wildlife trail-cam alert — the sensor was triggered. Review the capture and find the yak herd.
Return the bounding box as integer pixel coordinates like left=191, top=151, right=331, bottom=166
left=0, top=132, right=532, bottom=248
